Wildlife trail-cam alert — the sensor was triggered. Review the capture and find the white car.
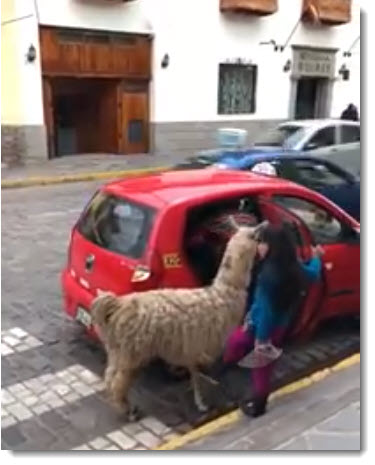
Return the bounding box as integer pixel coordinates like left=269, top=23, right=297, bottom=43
left=253, top=119, right=360, bottom=177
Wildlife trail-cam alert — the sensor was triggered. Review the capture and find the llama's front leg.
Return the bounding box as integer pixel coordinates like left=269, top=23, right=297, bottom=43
left=104, top=349, right=118, bottom=392
left=190, top=368, right=209, bottom=412
left=109, top=362, right=141, bottom=421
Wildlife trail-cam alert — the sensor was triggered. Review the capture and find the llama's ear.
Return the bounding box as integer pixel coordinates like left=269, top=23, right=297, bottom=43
left=253, top=220, right=269, bottom=235
left=228, top=215, right=239, bottom=231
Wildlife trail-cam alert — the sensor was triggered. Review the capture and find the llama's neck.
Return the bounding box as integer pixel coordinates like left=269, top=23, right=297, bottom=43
left=212, top=250, right=253, bottom=291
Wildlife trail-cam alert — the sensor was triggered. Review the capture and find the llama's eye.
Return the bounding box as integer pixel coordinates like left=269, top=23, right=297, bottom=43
left=223, top=257, right=232, bottom=269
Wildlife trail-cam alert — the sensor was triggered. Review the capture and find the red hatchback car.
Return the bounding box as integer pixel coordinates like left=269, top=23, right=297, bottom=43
left=61, top=169, right=360, bottom=341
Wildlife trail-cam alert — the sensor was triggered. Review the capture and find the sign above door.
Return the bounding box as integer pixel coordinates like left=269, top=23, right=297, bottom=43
left=292, top=47, right=337, bottom=79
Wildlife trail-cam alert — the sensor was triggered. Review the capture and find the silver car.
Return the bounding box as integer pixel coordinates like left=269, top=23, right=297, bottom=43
left=253, top=119, right=360, bottom=177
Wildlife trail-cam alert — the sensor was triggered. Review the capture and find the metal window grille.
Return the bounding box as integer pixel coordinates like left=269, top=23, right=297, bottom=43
left=218, top=63, right=257, bottom=115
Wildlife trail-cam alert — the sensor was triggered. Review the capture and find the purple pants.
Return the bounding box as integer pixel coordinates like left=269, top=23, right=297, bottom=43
left=223, top=326, right=286, bottom=398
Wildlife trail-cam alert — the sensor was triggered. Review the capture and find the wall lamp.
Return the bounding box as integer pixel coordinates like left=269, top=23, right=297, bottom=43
left=338, top=64, right=350, bottom=81
left=26, top=44, right=36, bottom=63
left=161, top=53, right=170, bottom=69
left=283, top=59, right=292, bottom=72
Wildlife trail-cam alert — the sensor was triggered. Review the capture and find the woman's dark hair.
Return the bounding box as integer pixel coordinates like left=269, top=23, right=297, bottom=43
left=257, top=222, right=308, bottom=312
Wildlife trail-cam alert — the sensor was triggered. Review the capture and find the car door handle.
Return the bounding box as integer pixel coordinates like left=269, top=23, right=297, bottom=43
left=325, top=262, right=334, bottom=271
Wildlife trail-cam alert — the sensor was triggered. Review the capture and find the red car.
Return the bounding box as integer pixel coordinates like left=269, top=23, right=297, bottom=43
left=61, top=169, right=360, bottom=341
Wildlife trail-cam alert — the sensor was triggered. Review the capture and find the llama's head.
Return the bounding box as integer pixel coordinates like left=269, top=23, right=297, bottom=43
left=214, top=218, right=269, bottom=289
left=91, top=290, right=119, bottom=340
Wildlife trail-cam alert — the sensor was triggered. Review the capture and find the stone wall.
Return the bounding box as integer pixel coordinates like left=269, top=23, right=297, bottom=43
left=151, top=119, right=285, bottom=157
left=1, top=125, right=48, bottom=167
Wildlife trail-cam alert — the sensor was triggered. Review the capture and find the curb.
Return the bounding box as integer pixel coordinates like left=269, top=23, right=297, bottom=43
left=1, top=166, right=170, bottom=189
left=154, top=352, right=360, bottom=451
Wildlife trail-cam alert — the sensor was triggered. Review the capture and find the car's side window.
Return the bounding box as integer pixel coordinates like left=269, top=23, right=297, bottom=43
left=272, top=195, right=343, bottom=244
left=279, top=160, right=347, bottom=190
left=307, top=126, right=336, bottom=149
left=340, top=125, right=360, bottom=144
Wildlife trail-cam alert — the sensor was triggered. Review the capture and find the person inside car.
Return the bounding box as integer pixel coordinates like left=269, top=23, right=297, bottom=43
left=185, top=199, right=261, bottom=284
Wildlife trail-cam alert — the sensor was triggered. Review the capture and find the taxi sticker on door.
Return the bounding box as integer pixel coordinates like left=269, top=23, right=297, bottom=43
left=163, top=253, right=182, bottom=269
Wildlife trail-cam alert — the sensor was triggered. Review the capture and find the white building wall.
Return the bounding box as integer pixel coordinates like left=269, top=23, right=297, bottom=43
left=30, top=0, right=360, bottom=124
left=2, top=0, right=44, bottom=125
left=3, top=0, right=359, bottom=163
left=145, top=0, right=361, bottom=122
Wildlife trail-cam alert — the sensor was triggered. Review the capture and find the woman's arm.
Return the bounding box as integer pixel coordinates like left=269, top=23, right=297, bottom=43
left=301, top=245, right=324, bottom=281
left=301, top=255, right=322, bottom=282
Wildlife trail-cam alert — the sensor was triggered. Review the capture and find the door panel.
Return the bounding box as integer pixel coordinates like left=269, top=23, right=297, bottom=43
left=122, top=91, right=148, bottom=154
left=271, top=194, right=360, bottom=320
left=256, top=196, right=322, bottom=339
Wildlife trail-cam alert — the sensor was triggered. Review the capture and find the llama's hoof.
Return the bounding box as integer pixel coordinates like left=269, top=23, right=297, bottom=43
left=196, top=400, right=209, bottom=413
left=127, top=406, right=142, bottom=422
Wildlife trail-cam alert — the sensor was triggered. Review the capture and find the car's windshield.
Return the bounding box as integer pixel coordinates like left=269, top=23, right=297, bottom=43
left=78, top=191, right=155, bottom=259
left=254, top=125, right=305, bottom=148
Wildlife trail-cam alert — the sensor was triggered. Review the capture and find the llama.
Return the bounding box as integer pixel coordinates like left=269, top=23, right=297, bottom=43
left=91, top=219, right=267, bottom=417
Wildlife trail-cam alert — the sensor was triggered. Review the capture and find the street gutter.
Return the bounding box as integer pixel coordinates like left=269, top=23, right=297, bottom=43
left=1, top=166, right=171, bottom=189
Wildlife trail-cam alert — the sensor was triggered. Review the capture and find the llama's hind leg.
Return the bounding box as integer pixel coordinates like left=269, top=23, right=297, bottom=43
left=190, top=368, right=209, bottom=412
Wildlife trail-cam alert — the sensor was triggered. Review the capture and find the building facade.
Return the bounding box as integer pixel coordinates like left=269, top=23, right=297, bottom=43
left=1, top=0, right=360, bottom=165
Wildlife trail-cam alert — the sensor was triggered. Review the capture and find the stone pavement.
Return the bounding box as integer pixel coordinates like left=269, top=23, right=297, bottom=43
left=1, top=181, right=359, bottom=451
left=1, top=152, right=188, bottom=182
left=183, top=362, right=361, bottom=451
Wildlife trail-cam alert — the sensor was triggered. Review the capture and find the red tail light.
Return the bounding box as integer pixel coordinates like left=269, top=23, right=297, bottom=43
left=131, top=265, right=152, bottom=283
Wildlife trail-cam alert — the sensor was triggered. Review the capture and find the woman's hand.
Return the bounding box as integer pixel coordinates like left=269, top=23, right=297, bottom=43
left=311, top=245, right=324, bottom=257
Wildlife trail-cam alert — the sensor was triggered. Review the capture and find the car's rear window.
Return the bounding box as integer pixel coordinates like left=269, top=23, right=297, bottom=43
left=77, top=191, right=155, bottom=259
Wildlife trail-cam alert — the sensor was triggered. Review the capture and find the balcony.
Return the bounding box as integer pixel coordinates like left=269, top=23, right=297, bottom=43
left=220, top=0, right=278, bottom=16
left=302, top=0, right=352, bottom=25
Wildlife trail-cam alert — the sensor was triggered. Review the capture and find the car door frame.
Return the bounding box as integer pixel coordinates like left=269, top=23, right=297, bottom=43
left=266, top=187, right=360, bottom=332
left=255, top=192, right=327, bottom=340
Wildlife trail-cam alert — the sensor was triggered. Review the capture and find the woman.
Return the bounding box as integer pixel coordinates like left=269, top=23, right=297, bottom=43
left=223, top=222, right=323, bottom=418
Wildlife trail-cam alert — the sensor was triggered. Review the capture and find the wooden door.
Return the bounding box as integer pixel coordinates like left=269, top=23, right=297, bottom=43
left=122, top=91, right=148, bottom=154
left=42, top=77, right=56, bottom=158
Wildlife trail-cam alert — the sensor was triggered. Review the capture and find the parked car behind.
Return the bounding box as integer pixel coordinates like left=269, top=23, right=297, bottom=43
left=253, top=119, right=360, bottom=177
left=213, top=153, right=360, bottom=222
left=62, top=169, right=360, bottom=343
left=177, top=119, right=360, bottom=177
left=176, top=152, right=360, bottom=221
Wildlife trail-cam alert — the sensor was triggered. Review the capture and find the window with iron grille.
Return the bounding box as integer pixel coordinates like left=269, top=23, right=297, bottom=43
left=218, top=63, right=257, bottom=115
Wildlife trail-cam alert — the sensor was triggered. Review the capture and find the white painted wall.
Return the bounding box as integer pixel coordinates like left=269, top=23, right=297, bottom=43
left=146, top=0, right=361, bottom=122
left=7, top=0, right=360, bottom=125
left=36, top=0, right=152, bottom=35
left=1, top=0, right=44, bottom=125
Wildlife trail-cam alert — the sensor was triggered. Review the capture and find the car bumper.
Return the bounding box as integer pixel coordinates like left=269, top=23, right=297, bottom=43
left=61, top=268, right=98, bottom=338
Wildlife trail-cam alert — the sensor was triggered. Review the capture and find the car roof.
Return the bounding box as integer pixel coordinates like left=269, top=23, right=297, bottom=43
left=103, top=169, right=299, bottom=208
left=279, top=119, right=360, bottom=129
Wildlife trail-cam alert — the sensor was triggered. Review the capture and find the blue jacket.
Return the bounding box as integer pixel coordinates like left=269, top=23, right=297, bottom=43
left=244, top=256, right=322, bottom=342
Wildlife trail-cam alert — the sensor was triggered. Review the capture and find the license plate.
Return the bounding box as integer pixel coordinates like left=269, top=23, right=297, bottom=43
left=76, top=307, right=92, bottom=327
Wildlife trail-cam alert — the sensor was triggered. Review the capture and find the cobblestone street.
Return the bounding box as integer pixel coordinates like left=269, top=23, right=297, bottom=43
left=1, top=182, right=185, bottom=451
left=1, top=181, right=360, bottom=451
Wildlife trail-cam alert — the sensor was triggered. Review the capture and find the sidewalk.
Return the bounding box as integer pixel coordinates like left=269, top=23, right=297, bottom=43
left=181, top=361, right=361, bottom=451
left=1, top=152, right=188, bottom=188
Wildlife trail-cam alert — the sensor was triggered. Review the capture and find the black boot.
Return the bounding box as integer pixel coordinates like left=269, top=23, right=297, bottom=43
left=240, top=395, right=268, bottom=418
